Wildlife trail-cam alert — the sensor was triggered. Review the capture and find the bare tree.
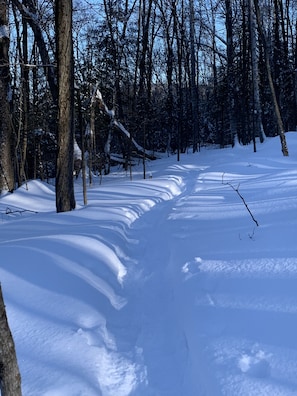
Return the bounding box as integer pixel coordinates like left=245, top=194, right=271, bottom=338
left=0, top=0, right=14, bottom=192
left=11, top=0, right=58, bottom=104
left=248, top=0, right=265, bottom=144
left=253, top=0, right=288, bottom=156
left=225, top=0, right=238, bottom=145
left=55, top=0, right=76, bottom=212
left=136, top=0, right=154, bottom=116
left=189, top=0, right=200, bottom=152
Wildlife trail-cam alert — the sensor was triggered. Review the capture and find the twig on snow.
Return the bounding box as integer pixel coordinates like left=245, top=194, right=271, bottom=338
left=222, top=173, right=259, bottom=227
left=3, top=207, right=38, bottom=215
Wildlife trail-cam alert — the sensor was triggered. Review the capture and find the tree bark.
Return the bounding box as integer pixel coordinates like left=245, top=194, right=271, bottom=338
left=0, top=0, right=14, bottom=192
left=189, top=0, right=200, bottom=152
left=225, top=0, right=238, bottom=145
left=0, top=284, right=22, bottom=396
left=137, top=0, right=153, bottom=118
left=20, top=17, right=29, bottom=184
left=157, top=0, right=175, bottom=154
left=55, top=0, right=76, bottom=212
left=11, top=0, right=58, bottom=104
left=249, top=0, right=265, bottom=143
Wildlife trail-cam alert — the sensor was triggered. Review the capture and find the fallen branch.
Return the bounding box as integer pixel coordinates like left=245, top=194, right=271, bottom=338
left=222, top=174, right=259, bottom=227
left=3, top=207, right=38, bottom=215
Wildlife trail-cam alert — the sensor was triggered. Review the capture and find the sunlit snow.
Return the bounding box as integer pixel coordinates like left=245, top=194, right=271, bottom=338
left=1, top=133, right=297, bottom=395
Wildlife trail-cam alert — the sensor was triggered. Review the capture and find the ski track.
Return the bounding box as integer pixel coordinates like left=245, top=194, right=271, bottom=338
left=122, top=165, right=223, bottom=396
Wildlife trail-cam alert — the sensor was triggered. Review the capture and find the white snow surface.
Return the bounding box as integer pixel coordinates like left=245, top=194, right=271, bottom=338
left=0, top=25, right=9, bottom=39
left=1, top=133, right=297, bottom=395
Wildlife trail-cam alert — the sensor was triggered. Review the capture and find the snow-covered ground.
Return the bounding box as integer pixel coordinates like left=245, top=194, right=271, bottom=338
left=1, top=133, right=297, bottom=395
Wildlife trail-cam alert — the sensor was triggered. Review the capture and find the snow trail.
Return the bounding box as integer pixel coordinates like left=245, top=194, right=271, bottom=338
left=120, top=164, right=222, bottom=395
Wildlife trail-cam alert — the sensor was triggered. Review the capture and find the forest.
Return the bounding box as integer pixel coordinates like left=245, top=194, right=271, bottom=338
left=0, top=0, right=296, bottom=198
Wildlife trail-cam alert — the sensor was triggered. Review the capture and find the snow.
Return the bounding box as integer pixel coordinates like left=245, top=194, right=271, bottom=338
left=1, top=132, right=297, bottom=395
left=74, top=139, right=82, bottom=160
left=0, top=25, right=9, bottom=39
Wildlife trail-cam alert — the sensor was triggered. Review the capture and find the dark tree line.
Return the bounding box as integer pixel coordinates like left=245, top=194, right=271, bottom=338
left=1, top=0, right=297, bottom=195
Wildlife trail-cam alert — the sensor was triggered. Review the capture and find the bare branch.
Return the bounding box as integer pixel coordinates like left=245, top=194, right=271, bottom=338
left=222, top=174, right=259, bottom=226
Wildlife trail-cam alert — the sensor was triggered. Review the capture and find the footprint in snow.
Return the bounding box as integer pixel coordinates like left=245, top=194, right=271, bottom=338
left=182, top=257, right=202, bottom=280
left=238, top=349, right=271, bottom=378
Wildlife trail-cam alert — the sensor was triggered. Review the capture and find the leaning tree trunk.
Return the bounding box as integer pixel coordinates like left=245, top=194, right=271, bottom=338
left=253, top=0, right=288, bottom=156
left=0, top=285, right=22, bottom=396
left=55, top=0, right=76, bottom=212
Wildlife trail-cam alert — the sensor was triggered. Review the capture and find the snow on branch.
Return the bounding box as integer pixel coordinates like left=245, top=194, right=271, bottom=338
left=93, top=85, right=156, bottom=160
left=20, top=4, right=39, bottom=23
left=113, top=119, right=143, bottom=152
left=94, top=88, right=115, bottom=118
left=0, top=25, right=9, bottom=39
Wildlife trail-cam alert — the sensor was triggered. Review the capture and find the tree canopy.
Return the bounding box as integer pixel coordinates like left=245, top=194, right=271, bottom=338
left=1, top=0, right=296, bottom=194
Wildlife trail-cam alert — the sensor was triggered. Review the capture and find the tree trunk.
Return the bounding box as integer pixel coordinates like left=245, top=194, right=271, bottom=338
left=0, top=284, right=22, bottom=396
left=189, top=0, right=200, bottom=152
left=249, top=0, right=265, bottom=143
left=20, top=17, right=29, bottom=184
left=89, top=94, right=96, bottom=186
left=295, top=21, right=297, bottom=130
left=11, top=0, right=58, bottom=104
left=55, top=0, right=76, bottom=212
left=254, top=0, right=288, bottom=156
left=137, top=0, right=153, bottom=120
left=76, top=90, right=87, bottom=205
left=158, top=0, right=175, bottom=154
left=0, top=0, right=14, bottom=192
left=225, top=0, right=238, bottom=145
